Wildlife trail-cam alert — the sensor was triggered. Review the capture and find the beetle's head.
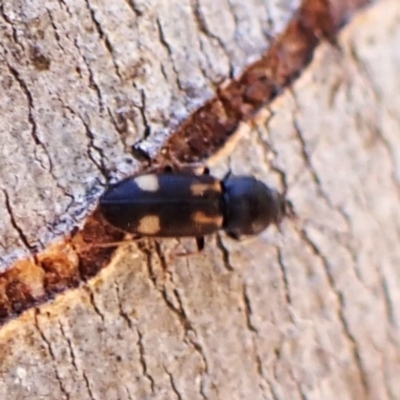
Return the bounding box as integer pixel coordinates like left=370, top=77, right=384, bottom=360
left=222, top=176, right=293, bottom=237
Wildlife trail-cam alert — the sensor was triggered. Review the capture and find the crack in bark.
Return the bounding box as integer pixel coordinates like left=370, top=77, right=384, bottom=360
left=255, top=120, right=290, bottom=194
left=59, top=321, right=78, bottom=372
left=190, top=0, right=234, bottom=78
left=167, top=282, right=210, bottom=399
left=192, top=14, right=223, bottom=89
left=151, top=243, right=209, bottom=397
left=106, top=106, right=124, bottom=137
left=136, top=328, right=156, bottom=393
left=272, top=345, right=283, bottom=381
left=225, top=0, right=240, bottom=41
left=276, top=248, right=292, bottom=306
left=381, top=276, right=397, bottom=329
left=164, top=367, right=183, bottom=400
left=263, top=0, right=281, bottom=35
left=254, top=354, right=271, bottom=400
left=241, top=283, right=273, bottom=400
left=298, top=228, right=370, bottom=398
left=242, top=283, right=258, bottom=333
left=85, top=286, right=105, bottom=323
left=65, top=106, right=109, bottom=180
left=143, top=242, right=189, bottom=328
left=46, top=8, right=65, bottom=53
left=156, top=19, right=183, bottom=92
left=215, top=234, right=234, bottom=271
left=139, top=242, right=159, bottom=289
left=159, top=61, right=169, bottom=84
left=59, top=321, right=95, bottom=400
left=114, top=280, right=133, bottom=329
left=333, top=205, right=366, bottom=282
left=386, top=110, right=400, bottom=195
left=196, top=33, right=220, bottom=86
left=383, top=347, right=399, bottom=400
left=124, top=387, right=134, bottom=400
left=71, top=37, right=105, bottom=113
left=82, top=372, right=95, bottom=400
left=106, top=101, right=144, bottom=161
left=291, top=63, right=400, bottom=374
left=292, top=116, right=336, bottom=210
left=6, top=63, right=53, bottom=173
left=382, top=355, right=397, bottom=400
left=290, top=107, right=371, bottom=285
left=163, top=286, right=189, bottom=329
left=34, top=310, right=71, bottom=400
left=136, top=329, right=156, bottom=394
left=3, top=190, right=34, bottom=251
left=325, top=50, right=400, bottom=347
left=290, top=368, right=308, bottom=400
left=272, top=342, right=308, bottom=400
left=31, top=96, right=79, bottom=221
left=131, top=89, right=156, bottom=161
left=374, top=117, right=400, bottom=200
left=84, top=0, right=122, bottom=80
left=58, top=0, right=73, bottom=19
left=347, top=39, right=400, bottom=201
left=265, top=378, right=280, bottom=400
left=123, top=0, right=145, bottom=17
left=184, top=327, right=209, bottom=399
left=0, top=5, right=21, bottom=48
left=131, top=89, right=152, bottom=161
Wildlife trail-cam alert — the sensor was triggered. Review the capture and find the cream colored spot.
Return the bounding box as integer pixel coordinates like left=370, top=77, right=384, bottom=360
left=192, top=211, right=223, bottom=227
left=134, top=175, right=159, bottom=192
left=137, top=215, right=161, bottom=235
left=190, top=181, right=221, bottom=196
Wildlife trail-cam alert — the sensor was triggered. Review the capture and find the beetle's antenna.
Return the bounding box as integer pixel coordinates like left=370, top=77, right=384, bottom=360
left=131, top=143, right=152, bottom=165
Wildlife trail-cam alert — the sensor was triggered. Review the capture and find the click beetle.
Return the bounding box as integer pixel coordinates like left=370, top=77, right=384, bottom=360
left=99, top=169, right=291, bottom=250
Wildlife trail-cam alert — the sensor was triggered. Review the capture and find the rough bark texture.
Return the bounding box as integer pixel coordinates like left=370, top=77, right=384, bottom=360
left=1, top=0, right=400, bottom=399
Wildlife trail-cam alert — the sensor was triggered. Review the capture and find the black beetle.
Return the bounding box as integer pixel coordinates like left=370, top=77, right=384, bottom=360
left=99, top=170, right=291, bottom=250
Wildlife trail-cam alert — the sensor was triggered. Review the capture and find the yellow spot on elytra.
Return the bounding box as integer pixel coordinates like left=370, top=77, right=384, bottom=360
left=191, top=211, right=223, bottom=227
left=190, top=181, right=221, bottom=196
left=137, top=215, right=161, bottom=235
left=134, top=175, right=159, bottom=192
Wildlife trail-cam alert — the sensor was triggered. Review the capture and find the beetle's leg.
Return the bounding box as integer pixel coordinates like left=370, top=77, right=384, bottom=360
left=196, top=237, right=205, bottom=251
left=226, top=231, right=241, bottom=241
left=142, top=162, right=206, bottom=175
left=90, top=239, right=140, bottom=249
left=166, top=153, right=210, bottom=175
left=222, top=168, right=233, bottom=181
left=141, top=150, right=208, bottom=175
left=131, top=145, right=152, bottom=164
left=78, top=235, right=142, bottom=252
left=172, top=163, right=209, bottom=175
left=170, top=237, right=206, bottom=259
left=116, top=141, right=210, bottom=178
left=142, top=163, right=174, bottom=175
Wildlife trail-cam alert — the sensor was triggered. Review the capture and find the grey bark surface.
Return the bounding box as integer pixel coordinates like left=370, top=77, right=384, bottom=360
left=1, top=0, right=400, bottom=400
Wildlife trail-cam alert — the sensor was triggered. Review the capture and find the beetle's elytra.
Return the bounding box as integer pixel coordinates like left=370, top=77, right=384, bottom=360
left=99, top=169, right=291, bottom=249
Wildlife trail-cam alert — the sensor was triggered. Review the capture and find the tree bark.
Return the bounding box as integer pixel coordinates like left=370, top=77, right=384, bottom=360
left=1, top=0, right=400, bottom=399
